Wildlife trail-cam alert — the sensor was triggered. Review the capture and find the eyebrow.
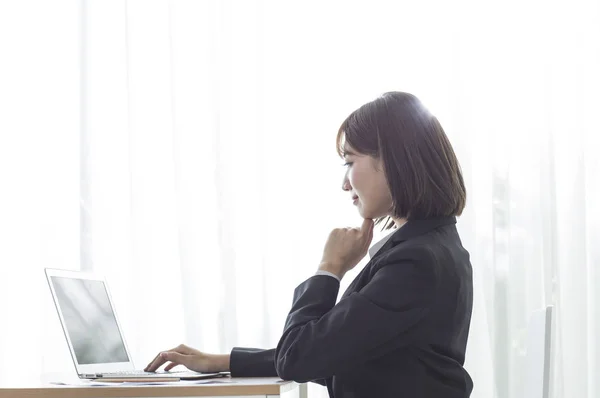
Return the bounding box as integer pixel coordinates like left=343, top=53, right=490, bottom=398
left=342, top=149, right=357, bottom=157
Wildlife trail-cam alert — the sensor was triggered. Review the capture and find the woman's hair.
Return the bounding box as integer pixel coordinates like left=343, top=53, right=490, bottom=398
left=336, top=91, right=466, bottom=229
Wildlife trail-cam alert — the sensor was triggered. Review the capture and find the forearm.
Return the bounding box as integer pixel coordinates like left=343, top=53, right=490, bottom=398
left=211, top=353, right=231, bottom=372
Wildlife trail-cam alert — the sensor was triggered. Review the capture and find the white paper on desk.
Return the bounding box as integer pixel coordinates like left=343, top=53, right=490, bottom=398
left=51, top=379, right=232, bottom=387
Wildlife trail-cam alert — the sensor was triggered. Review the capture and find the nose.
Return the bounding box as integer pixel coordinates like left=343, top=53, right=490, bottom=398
left=342, top=172, right=351, bottom=192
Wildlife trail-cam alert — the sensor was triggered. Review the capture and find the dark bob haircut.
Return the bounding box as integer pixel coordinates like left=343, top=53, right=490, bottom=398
left=336, top=92, right=466, bottom=229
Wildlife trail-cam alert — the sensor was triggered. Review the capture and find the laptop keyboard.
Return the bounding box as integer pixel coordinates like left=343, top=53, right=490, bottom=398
left=102, top=370, right=157, bottom=376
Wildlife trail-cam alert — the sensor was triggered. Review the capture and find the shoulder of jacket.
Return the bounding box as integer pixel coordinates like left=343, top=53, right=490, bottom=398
left=372, top=241, right=441, bottom=269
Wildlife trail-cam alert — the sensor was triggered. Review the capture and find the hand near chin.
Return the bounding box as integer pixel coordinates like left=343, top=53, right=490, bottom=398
left=318, top=218, right=374, bottom=279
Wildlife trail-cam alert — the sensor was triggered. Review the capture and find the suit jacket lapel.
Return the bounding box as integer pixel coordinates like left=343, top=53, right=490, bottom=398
left=340, top=216, right=458, bottom=299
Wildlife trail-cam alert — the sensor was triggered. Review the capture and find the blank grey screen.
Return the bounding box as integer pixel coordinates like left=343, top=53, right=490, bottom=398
left=51, top=276, right=129, bottom=364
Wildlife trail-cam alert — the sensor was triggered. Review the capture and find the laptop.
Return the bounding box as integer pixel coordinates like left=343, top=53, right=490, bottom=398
left=45, top=268, right=227, bottom=381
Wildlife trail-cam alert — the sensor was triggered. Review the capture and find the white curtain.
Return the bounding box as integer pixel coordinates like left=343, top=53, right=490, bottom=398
left=1, top=1, right=599, bottom=398
left=0, top=0, right=81, bottom=382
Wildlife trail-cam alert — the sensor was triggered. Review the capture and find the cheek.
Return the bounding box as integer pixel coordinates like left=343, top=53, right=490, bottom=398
left=349, top=166, right=375, bottom=202
left=348, top=167, right=365, bottom=193
left=351, top=165, right=392, bottom=211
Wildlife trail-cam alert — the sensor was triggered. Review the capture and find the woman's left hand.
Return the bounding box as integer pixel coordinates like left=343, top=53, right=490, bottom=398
left=318, top=218, right=374, bottom=279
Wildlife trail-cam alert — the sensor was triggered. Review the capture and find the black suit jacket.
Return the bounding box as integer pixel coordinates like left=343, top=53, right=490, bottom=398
left=230, top=216, right=473, bottom=398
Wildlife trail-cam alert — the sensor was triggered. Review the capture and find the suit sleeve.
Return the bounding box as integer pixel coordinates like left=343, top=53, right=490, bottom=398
left=274, top=246, right=437, bottom=382
left=230, top=347, right=277, bottom=377
left=229, top=347, right=328, bottom=385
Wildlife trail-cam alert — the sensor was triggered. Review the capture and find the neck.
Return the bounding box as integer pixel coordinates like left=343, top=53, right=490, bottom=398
left=392, top=217, right=407, bottom=229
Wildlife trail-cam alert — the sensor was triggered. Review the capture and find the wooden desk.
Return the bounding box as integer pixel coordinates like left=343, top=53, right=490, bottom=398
left=0, top=377, right=308, bottom=398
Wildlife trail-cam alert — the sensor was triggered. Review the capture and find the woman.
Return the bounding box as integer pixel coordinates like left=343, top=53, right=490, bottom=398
left=145, top=92, right=473, bottom=397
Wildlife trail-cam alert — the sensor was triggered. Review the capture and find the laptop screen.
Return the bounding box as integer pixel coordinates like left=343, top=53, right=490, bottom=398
left=50, top=276, right=129, bottom=364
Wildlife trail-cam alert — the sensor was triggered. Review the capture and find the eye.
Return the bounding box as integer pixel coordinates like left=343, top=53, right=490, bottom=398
left=343, top=162, right=353, bottom=167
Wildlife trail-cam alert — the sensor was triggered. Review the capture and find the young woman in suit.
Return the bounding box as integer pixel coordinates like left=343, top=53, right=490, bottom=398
left=146, top=92, right=473, bottom=398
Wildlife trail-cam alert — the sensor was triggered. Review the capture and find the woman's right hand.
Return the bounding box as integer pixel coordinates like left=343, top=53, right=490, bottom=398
left=144, top=344, right=230, bottom=373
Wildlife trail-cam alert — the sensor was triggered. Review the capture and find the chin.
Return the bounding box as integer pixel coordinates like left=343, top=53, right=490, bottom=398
left=358, top=208, right=375, bottom=219
left=358, top=206, right=387, bottom=221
